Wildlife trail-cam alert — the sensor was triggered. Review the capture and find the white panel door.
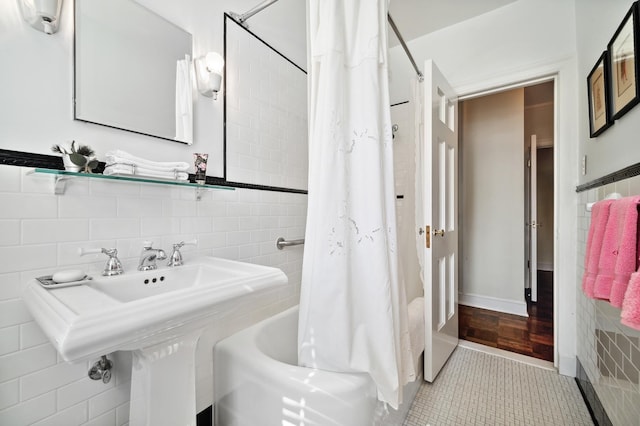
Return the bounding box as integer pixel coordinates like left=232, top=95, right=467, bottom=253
left=530, top=135, right=538, bottom=302
left=421, top=60, right=459, bottom=382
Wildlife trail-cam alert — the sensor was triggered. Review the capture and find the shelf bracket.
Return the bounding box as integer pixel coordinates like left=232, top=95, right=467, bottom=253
left=54, top=176, right=69, bottom=195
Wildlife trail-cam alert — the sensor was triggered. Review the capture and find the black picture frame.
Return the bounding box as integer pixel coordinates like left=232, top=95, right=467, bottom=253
left=587, top=51, right=613, bottom=137
left=607, top=1, right=640, bottom=121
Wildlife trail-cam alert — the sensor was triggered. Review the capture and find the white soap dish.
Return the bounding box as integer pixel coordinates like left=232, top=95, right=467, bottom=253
left=36, top=275, right=93, bottom=289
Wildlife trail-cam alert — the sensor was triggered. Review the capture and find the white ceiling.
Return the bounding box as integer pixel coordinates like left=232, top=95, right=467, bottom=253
left=388, top=0, right=518, bottom=46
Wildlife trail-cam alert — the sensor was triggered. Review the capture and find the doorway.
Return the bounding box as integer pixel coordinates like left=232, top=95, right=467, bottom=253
left=457, top=80, right=555, bottom=362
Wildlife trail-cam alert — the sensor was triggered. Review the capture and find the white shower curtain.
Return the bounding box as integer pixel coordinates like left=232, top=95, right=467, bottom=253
left=298, top=0, right=415, bottom=409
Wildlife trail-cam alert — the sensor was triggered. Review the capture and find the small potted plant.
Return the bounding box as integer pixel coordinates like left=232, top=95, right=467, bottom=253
left=51, top=141, right=98, bottom=173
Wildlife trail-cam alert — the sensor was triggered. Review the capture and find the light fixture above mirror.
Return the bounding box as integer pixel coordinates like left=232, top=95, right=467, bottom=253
left=19, top=0, right=62, bottom=35
left=195, top=52, right=224, bottom=100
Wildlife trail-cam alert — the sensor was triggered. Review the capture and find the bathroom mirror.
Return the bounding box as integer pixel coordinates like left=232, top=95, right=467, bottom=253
left=74, top=0, right=193, bottom=144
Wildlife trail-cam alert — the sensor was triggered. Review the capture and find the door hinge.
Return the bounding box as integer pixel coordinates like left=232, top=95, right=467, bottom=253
left=527, top=159, right=531, bottom=168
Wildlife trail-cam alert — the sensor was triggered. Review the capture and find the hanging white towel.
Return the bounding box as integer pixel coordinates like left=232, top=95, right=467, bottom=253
left=298, top=0, right=414, bottom=410
left=175, top=55, right=193, bottom=143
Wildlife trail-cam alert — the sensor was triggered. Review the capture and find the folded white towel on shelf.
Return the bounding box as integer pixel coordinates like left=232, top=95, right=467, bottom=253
left=104, top=164, right=189, bottom=181
left=105, top=150, right=190, bottom=172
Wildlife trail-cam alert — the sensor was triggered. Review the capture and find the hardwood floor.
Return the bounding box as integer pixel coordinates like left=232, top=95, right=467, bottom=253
left=458, top=270, right=554, bottom=362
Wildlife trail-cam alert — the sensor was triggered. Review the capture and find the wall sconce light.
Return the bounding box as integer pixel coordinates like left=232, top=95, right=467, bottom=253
left=19, top=0, right=63, bottom=35
left=194, top=52, right=224, bottom=100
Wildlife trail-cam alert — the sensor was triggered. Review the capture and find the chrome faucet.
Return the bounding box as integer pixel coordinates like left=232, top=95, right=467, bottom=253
left=138, top=242, right=167, bottom=271
left=79, top=247, right=124, bottom=276
left=167, top=239, right=197, bottom=267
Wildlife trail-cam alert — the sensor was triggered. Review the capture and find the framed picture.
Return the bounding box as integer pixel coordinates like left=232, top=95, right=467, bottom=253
left=608, top=2, right=640, bottom=120
left=588, top=51, right=613, bottom=137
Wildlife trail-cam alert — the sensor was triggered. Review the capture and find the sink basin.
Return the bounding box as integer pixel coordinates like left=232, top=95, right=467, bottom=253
left=88, top=261, right=262, bottom=303
left=23, top=256, right=288, bottom=362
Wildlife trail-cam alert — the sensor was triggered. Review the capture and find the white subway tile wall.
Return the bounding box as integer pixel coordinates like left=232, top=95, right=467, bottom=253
left=576, top=175, right=640, bottom=425
left=225, top=20, right=308, bottom=191
left=391, top=102, right=422, bottom=303
left=0, top=165, right=306, bottom=425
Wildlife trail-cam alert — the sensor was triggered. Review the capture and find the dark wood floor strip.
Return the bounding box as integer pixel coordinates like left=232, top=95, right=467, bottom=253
left=459, top=270, right=554, bottom=362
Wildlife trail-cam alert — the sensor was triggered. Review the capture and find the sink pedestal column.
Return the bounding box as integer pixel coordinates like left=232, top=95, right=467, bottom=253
left=129, top=330, right=203, bottom=426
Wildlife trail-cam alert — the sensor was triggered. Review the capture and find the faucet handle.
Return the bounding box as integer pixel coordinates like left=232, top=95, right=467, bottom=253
left=168, top=240, right=197, bottom=267
left=79, top=247, right=124, bottom=276
left=173, top=239, right=197, bottom=250
left=79, top=247, right=103, bottom=256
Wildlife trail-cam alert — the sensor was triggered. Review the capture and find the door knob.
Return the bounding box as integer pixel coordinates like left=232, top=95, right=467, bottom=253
left=418, top=228, right=425, bottom=235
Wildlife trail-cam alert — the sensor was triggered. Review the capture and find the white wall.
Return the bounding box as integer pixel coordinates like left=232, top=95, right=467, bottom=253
left=525, top=104, right=554, bottom=147
left=575, top=0, right=640, bottom=183
left=460, top=89, right=527, bottom=315
left=388, top=0, right=580, bottom=375
left=0, top=0, right=308, bottom=424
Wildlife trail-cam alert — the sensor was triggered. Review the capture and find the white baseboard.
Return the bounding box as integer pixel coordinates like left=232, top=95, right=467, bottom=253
left=459, top=292, right=528, bottom=317
left=559, top=354, right=576, bottom=377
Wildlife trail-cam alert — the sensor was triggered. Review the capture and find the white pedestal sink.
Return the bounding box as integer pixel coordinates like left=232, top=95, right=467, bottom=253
left=23, top=257, right=288, bottom=426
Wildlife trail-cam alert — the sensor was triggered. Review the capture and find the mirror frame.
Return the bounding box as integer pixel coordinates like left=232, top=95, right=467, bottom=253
left=73, top=0, right=193, bottom=144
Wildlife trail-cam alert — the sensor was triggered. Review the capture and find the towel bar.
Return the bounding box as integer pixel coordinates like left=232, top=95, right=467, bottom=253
left=276, top=237, right=304, bottom=250
left=586, top=192, right=622, bottom=212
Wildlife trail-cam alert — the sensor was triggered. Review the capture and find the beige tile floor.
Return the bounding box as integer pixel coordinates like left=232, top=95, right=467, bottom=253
left=403, top=346, right=594, bottom=426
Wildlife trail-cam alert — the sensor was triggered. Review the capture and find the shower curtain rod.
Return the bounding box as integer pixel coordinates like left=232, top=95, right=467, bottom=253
left=228, top=0, right=278, bottom=26
left=387, top=13, right=424, bottom=81
left=229, top=1, right=424, bottom=81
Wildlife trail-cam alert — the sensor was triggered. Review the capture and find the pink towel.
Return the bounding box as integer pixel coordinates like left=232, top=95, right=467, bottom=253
left=582, top=199, right=614, bottom=298
left=609, top=196, right=640, bottom=307
left=593, top=196, right=640, bottom=303
left=621, top=271, right=640, bottom=330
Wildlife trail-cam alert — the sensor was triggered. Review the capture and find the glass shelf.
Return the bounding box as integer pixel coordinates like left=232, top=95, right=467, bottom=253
left=29, top=168, right=234, bottom=199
